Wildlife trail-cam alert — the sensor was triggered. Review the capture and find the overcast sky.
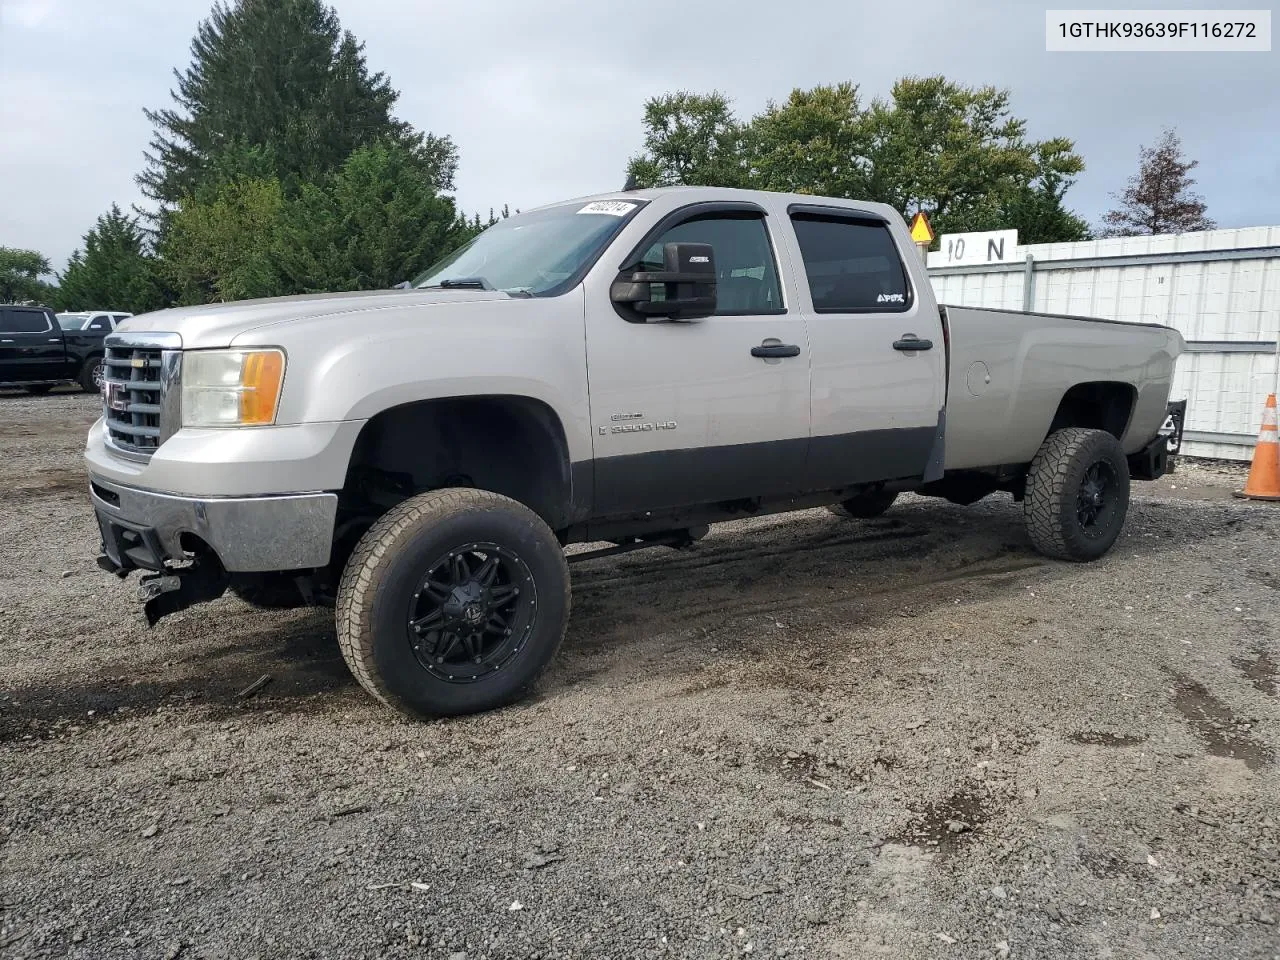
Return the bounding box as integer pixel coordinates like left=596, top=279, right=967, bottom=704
left=1, top=0, right=1277, bottom=273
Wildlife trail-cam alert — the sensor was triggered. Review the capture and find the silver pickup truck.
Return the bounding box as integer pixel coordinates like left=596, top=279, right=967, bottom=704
left=87, top=187, right=1186, bottom=717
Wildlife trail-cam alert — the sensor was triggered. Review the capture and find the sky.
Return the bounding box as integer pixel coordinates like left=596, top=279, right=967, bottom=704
left=1, top=0, right=1278, bottom=274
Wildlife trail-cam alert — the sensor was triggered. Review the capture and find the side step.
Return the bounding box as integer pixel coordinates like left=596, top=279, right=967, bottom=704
left=567, top=526, right=708, bottom=564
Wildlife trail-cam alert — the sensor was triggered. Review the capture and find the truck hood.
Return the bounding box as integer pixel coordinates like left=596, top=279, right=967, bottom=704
left=114, top=288, right=514, bottom=349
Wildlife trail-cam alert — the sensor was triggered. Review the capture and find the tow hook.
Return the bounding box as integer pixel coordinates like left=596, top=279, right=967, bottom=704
left=137, top=574, right=182, bottom=603
left=136, top=563, right=229, bottom=627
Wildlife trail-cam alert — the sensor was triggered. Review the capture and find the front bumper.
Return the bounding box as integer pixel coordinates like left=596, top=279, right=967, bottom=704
left=91, top=475, right=338, bottom=573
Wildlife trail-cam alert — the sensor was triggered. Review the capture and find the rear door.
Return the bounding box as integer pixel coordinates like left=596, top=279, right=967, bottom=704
left=0, top=308, right=64, bottom=382
left=585, top=203, right=811, bottom=518
left=784, top=207, right=946, bottom=489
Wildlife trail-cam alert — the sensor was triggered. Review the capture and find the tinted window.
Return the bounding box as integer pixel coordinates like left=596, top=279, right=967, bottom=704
left=791, top=216, right=911, bottom=313
left=1, top=309, right=52, bottom=333
left=638, top=214, right=783, bottom=314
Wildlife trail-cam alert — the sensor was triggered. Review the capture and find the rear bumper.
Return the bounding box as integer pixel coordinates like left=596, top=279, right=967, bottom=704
left=1129, top=399, right=1187, bottom=481
left=91, top=475, right=337, bottom=573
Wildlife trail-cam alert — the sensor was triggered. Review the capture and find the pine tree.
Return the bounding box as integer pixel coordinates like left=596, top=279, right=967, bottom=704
left=1101, top=129, right=1215, bottom=236
left=138, top=0, right=455, bottom=208
left=58, top=206, right=167, bottom=312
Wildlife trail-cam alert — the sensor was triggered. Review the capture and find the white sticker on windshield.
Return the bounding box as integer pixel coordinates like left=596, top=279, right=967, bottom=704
left=577, top=200, right=638, bottom=216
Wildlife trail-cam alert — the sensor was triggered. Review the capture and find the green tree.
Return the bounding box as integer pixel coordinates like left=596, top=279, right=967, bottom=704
left=746, top=83, right=869, bottom=197
left=58, top=205, right=168, bottom=313
left=1002, top=139, right=1091, bottom=243
left=625, top=91, right=747, bottom=188
left=624, top=77, right=1091, bottom=243
left=1101, top=128, right=1214, bottom=236
left=161, top=177, right=288, bottom=303
left=0, top=248, right=56, bottom=304
left=139, top=0, right=456, bottom=209
left=275, top=142, right=470, bottom=291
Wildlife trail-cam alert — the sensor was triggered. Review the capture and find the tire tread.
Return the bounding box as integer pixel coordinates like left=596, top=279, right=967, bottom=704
left=335, top=488, right=569, bottom=715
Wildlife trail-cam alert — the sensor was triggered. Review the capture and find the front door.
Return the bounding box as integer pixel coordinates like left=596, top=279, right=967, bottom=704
left=784, top=210, right=946, bottom=488
left=586, top=207, right=811, bottom=518
left=0, top=307, right=63, bottom=382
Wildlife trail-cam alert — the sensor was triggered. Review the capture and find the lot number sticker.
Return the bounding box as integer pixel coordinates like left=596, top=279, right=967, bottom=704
left=578, top=200, right=638, bottom=216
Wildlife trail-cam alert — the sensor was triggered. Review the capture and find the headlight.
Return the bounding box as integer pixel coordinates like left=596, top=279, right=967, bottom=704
left=181, top=349, right=285, bottom=427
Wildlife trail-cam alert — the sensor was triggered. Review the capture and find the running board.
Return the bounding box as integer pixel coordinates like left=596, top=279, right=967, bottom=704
left=567, top=527, right=708, bottom=564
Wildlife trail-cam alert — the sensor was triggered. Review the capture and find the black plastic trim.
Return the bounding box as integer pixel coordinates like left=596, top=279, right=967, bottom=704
left=785, top=202, right=891, bottom=224
left=591, top=425, right=939, bottom=519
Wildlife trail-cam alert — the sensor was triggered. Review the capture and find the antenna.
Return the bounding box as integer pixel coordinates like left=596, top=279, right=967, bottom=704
left=622, top=172, right=638, bottom=192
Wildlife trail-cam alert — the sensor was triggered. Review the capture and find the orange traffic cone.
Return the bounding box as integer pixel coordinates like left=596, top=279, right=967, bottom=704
left=1236, top=393, right=1280, bottom=501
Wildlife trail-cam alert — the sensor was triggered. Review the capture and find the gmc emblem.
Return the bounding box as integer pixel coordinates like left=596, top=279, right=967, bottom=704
left=107, top=383, right=128, bottom=412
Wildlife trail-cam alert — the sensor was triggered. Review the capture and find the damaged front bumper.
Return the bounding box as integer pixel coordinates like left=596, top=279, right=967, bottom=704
left=90, top=475, right=337, bottom=622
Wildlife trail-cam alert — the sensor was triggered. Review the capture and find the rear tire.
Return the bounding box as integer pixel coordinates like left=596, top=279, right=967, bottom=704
left=336, top=488, right=570, bottom=718
left=1023, top=428, right=1130, bottom=562
left=830, top=490, right=898, bottom=519
left=79, top=357, right=103, bottom=393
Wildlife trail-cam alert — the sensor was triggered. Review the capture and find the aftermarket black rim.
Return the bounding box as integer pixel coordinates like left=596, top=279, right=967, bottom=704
left=405, top=541, right=537, bottom=683
left=1076, top=460, right=1118, bottom=536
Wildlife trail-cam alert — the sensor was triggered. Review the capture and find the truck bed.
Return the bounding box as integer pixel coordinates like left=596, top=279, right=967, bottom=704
left=940, top=305, right=1184, bottom=471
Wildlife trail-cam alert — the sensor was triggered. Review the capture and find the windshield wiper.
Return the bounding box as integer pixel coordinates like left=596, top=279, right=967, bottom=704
left=436, top=277, right=491, bottom=290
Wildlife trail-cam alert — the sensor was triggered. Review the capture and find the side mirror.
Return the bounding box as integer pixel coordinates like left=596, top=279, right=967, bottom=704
left=610, top=242, right=716, bottom=321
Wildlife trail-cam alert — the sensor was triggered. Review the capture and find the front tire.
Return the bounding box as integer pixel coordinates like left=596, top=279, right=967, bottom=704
left=1023, top=428, right=1130, bottom=562
left=336, top=488, right=570, bottom=718
left=79, top=357, right=104, bottom=393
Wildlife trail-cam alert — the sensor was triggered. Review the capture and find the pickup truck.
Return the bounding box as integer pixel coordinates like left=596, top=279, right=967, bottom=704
left=1, top=303, right=110, bottom=393
left=86, top=187, right=1186, bottom=718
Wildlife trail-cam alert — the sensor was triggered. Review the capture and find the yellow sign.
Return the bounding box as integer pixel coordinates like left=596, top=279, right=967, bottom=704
left=909, top=211, right=934, bottom=245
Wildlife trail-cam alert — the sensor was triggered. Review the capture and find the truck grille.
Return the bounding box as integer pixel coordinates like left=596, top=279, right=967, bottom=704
left=103, top=344, right=167, bottom=456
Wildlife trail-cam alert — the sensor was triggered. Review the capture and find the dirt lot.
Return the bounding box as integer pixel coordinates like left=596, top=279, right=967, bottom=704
left=2, top=390, right=1278, bottom=960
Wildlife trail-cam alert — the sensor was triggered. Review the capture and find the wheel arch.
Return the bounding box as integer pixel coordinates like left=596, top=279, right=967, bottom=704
left=340, top=394, right=587, bottom=533
left=1046, top=381, right=1137, bottom=442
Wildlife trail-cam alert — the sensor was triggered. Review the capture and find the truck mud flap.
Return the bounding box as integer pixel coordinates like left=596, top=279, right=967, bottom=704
left=138, top=562, right=228, bottom=627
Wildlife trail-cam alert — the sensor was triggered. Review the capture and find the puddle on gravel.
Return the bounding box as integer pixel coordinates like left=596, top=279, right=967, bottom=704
left=888, top=790, right=991, bottom=856
left=1231, top=649, right=1278, bottom=697
left=1170, top=674, right=1273, bottom=771
left=1068, top=731, right=1148, bottom=747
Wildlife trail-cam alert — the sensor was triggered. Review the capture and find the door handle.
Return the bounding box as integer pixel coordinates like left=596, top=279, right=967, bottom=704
left=48, top=338, right=62, bottom=343
left=892, top=335, right=933, bottom=352
left=751, top=340, right=801, bottom=359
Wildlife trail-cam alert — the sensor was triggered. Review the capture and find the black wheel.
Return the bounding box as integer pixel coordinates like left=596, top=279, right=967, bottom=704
left=1024, top=428, right=1130, bottom=561
left=79, top=357, right=104, bottom=393
left=830, top=489, right=898, bottom=519
left=336, top=488, right=570, bottom=718
left=23, top=384, right=54, bottom=395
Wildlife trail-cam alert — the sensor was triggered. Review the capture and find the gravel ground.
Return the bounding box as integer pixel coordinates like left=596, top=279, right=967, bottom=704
left=1, top=390, right=1278, bottom=960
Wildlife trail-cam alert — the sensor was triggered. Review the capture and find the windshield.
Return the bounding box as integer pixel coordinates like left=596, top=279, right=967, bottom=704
left=57, top=315, right=88, bottom=330
left=413, top=199, right=644, bottom=296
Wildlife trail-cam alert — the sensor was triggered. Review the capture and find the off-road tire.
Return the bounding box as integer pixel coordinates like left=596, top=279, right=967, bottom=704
left=830, top=490, right=898, bottom=519
left=78, top=357, right=103, bottom=393
left=1024, top=428, right=1130, bottom=562
left=23, top=384, right=54, bottom=395
left=336, top=488, right=570, bottom=718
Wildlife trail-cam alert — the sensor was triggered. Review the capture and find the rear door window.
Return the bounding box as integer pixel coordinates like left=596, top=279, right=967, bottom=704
left=1, top=309, right=52, bottom=333
left=790, top=215, right=912, bottom=313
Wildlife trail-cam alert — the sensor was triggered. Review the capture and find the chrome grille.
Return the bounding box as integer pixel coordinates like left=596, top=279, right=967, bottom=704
left=103, top=344, right=167, bottom=456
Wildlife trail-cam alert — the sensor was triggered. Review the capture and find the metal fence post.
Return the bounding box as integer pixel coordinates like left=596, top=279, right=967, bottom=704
left=1022, top=253, right=1035, bottom=312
